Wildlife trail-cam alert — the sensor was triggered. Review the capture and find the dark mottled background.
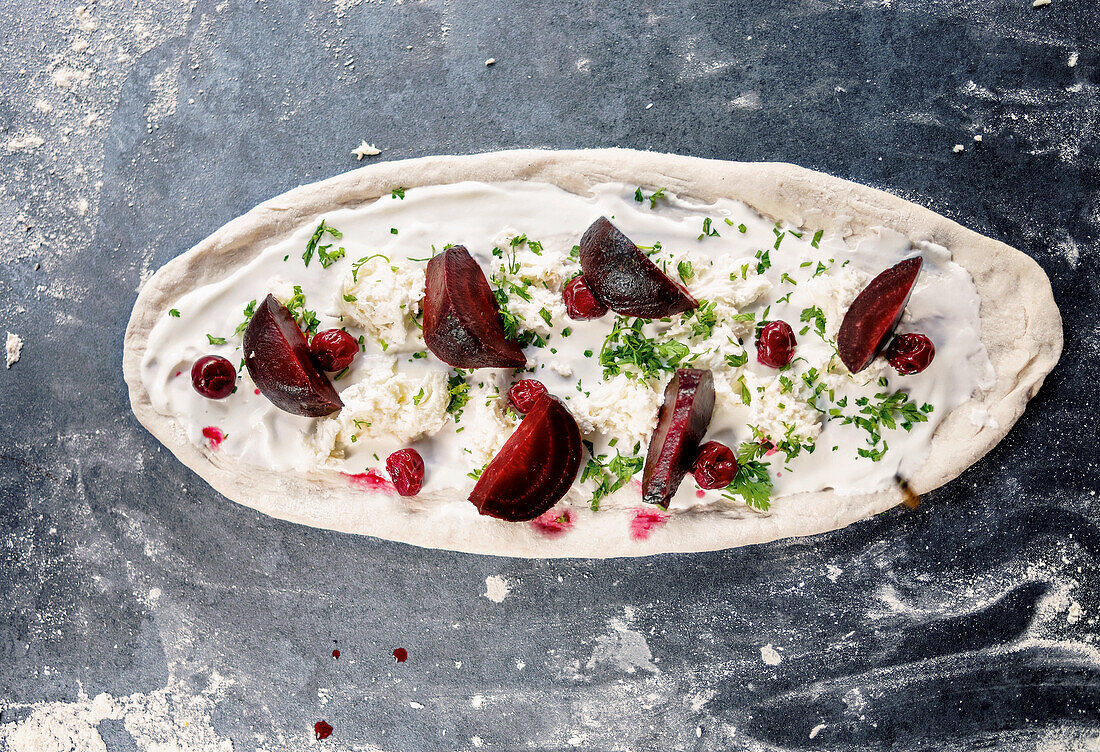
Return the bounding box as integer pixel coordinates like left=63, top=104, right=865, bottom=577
left=0, top=0, right=1097, bottom=750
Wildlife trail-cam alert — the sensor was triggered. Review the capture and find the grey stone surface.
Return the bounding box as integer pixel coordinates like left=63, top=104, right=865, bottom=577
left=0, top=0, right=1097, bottom=749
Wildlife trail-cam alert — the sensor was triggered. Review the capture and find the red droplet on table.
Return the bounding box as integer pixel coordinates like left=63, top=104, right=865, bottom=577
left=331, top=649, right=340, bottom=659
left=393, top=647, right=408, bottom=662
left=314, top=720, right=333, bottom=740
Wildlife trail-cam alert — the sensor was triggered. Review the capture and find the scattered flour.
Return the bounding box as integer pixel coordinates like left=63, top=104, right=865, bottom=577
left=50, top=67, right=91, bottom=89
left=7, top=135, right=45, bottom=152
left=0, top=674, right=236, bottom=752
left=760, top=644, right=783, bottom=666
left=6, top=332, right=23, bottom=368
left=586, top=610, right=658, bottom=674
left=483, top=575, right=511, bottom=603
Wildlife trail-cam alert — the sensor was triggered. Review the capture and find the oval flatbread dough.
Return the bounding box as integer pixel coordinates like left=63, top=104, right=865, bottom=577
left=123, top=149, right=1062, bottom=557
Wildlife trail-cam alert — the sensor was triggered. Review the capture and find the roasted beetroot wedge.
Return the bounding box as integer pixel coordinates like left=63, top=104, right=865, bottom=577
left=469, top=394, right=582, bottom=522
left=423, top=245, right=527, bottom=369
left=642, top=368, right=715, bottom=509
left=579, top=217, right=697, bottom=318
left=244, top=294, right=343, bottom=417
left=838, top=257, right=923, bottom=373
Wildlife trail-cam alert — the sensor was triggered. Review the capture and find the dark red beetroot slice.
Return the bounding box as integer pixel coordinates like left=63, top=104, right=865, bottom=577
left=423, top=245, right=526, bottom=369
left=469, top=394, right=582, bottom=522
left=244, top=294, right=343, bottom=417
left=837, top=257, right=923, bottom=374
left=642, top=368, right=715, bottom=509
left=579, top=217, right=697, bottom=318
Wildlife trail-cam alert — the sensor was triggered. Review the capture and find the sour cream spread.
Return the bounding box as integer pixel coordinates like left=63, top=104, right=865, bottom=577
left=140, top=182, right=994, bottom=515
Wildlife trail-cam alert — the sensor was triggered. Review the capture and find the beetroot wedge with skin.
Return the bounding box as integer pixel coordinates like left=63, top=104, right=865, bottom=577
left=837, top=257, right=923, bottom=374
left=423, top=245, right=526, bottom=369
left=469, top=394, right=582, bottom=522
left=579, top=217, right=697, bottom=318
left=244, top=294, right=343, bottom=417
left=642, top=368, right=715, bottom=509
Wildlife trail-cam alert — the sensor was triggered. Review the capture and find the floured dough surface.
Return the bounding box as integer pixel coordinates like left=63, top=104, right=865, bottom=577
left=123, top=149, right=1062, bottom=558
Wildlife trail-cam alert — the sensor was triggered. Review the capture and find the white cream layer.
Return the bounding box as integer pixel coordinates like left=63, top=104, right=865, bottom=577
left=140, top=181, right=994, bottom=514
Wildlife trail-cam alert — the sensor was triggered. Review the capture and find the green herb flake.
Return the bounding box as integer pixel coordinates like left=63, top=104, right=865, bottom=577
left=698, top=217, right=721, bottom=240
left=206, top=334, right=227, bottom=345
left=303, top=220, right=345, bottom=268
left=168, top=308, right=180, bottom=318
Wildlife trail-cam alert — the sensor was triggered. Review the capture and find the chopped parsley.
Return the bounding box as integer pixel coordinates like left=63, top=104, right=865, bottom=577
left=799, top=305, right=827, bottom=337
left=445, top=372, right=472, bottom=420
left=350, top=253, right=390, bottom=283
left=391, top=187, right=406, bottom=200
left=168, top=308, right=180, bottom=318
left=284, top=285, right=320, bottom=334
left=582, top=449, right=645, bottom=510
left=755, top=248, right=771, bottom=274
left=599, top=317, right=689, bottom=380
left=206, top=334, right=227, bottom=345
left=721, top=441, right=773, bottom=510
left=303, top=220, right=345, bottom=268
left=841, top=385, right=933, bottom=461
left=234, top=299, right=258, bottom=335
left=390, top=227, right=399, bottom=235
left=634, top=186, right=667, bottom=208
left=683, top=300, right=718, bottom=340
left=698, top=217, right=720, bottom=240
left=726, top=350, right=748, bottom=368
left=412, top=387, right=425, bottom=405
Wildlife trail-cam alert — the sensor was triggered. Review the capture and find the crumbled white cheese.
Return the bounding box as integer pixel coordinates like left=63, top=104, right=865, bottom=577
left=572, top=374, right=662, bottom=450
left=505, top=283, right=564, bottom=339
left=973, top=134, right=983, bottom=143
left=305, top=358, right=447, bottom=465
left=5, top=332, right=23, bottom=368
left=352, top=141, right=381, bottom=160
left=1032, top=0, right=1050, bottom=7
left=485, top=58, right=496, bottom=66
left=464, top=379, right=519, bottom=467
left=952, top=144, right=965, bottom=153
left=489, top=232, right=579, bottom=290
left=1068, top=52, right=1078, bottom=67
left=749, top=375, right=822, bottom=447
left=489, top=237, right=577, bottom=338
left=339, top=257, right=424, bottom=347
left=803, top=265, right=872, bottom=340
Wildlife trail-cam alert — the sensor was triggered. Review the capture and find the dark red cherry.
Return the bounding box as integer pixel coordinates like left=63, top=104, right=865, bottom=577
left=885, top=333, right=935, bottom=375
left=756, top=321, right=796, bottom=368
left=562, top=275, right=609, bottom=320
left=508, top=379, right=548, bottom=413
left=692, top=441, right=738, bottom=489
left=310, top=329, right=358, bottom=372
left=191, top=355, right=236, bottom=399
left=385, top=448, right=425, bottom=497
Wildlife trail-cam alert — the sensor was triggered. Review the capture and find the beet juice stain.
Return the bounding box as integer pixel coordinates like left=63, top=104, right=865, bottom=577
left=393, top=647, right=407, bottom=662
left=314, top=720, right=333, bottom=740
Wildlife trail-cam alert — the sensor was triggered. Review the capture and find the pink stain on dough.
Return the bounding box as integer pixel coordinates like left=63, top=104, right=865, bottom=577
left=531, top=508, right=574, bottom=537
left=202, top=426, right=226, bottom=450
left=630, top=508, right=669, bottom=540
left=343, top=470, right=396, bottom=493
